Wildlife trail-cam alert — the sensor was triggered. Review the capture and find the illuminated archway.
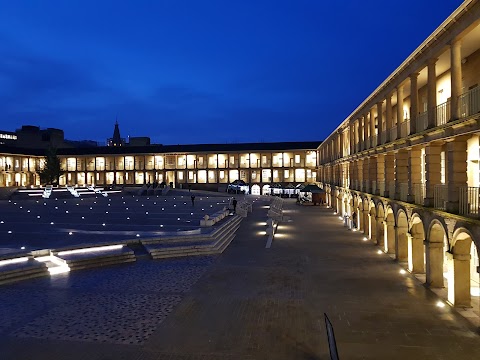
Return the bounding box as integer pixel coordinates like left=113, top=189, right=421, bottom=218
left=396, top=210, right=408, bottom=262
left=251, top=184, right=261, bottom=196
left=384, top=207, right=395, bottom=254
left=426, top=220, right=447, bottom=288
left=448, top=229, right=476, bottom=307
left=369, top=201, right=377, bottom=242
left=409, top=215, right=425, bottom=273
left=376, top=203, right=385, bottom=247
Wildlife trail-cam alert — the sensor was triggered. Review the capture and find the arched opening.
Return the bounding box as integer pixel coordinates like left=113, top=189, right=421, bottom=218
left=409, top=216, right=425, bottom=273
left=251, top=184, right=261, bottom=196
left=448, top=230, right=475, bottom=307
left=384, top=208, right=395, bottom=254
left=396, top=211, right=408, bottom=262
left=362, top=199, right=369, bottom=236
left=376, top=204, right=385, bottom=247
left=426, top=221, right=447, bottom=288
left=369, top=202, right=377, bottom=242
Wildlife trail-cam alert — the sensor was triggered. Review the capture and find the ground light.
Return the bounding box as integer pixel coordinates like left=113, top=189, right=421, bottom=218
left=377, top=250, right=383, bottom=254
left=399, top=269, right=406, bottom=275
left=436, top=301, right=446, bottom=308
left=363, top=237, right=368, bottom=241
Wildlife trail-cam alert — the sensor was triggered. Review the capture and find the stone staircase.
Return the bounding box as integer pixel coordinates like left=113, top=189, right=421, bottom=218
left=0, top=255, right=49, bottom=285
left=143, top=215, right=242, bottom=259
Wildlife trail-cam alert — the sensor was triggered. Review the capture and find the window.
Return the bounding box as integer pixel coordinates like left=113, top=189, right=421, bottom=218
left=440, top=151, right=445, bottom=184
left=295, top=155, right=300, bottom=164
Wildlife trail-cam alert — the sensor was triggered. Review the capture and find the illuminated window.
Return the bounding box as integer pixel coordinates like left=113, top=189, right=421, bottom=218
left=295, top=155, right=300, bottom=164
left=219, top=170, right=225, bottom=179
left=188, top=171, right=194, bottom=180
left=198, top=170, right=207, bottom=183
left=178, top=171, right=184, bottom=180
left=284, top=169, right=289, bottom=178
left=229, top=170, right=239, bottom=181
left=295, top=169, right=305, bottom=182
left=440, top=151, right=445, bottom=184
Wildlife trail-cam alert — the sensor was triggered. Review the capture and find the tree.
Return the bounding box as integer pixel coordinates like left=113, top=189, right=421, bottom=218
left=38, top=148, right=64, bottom=185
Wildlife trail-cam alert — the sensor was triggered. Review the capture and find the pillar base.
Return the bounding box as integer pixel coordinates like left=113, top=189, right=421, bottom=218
left=423, top=197, right=434, bottom=207
left=407, top=194, right=415, bottom=203
left=446, top=201, right=459, bottom=214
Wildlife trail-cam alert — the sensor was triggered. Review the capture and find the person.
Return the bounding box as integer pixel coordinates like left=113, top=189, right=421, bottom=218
left=232, top=197, right=237, bottom=213
left=188, top=184, right=192, bottom=192
left=352, top=211, right=357, bottom=229
left=191, top=195, right=195, bottom=206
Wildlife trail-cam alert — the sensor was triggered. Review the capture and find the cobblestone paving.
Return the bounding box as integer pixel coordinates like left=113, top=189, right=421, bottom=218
left=0, top=256, right=215, bottom=348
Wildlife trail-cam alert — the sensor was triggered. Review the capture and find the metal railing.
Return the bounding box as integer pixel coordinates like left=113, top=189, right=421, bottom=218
left=436, top=100, right=450, bottom=127
left=378, top=181, right=385, bottom=197
left=459, top=186, right=480, bottom=217
left=416, top=111, right=428, bottom=132
left=400, top=120, right=410, bottom=137
left=380, top=131, right=387, bottom=144
left=413, top=183, right=426, bottom=206
left=459, top=86, right=480, bottom=118
left=434, top=184, right=447, bottom=211
left=390, top=126, right=397, bottom=141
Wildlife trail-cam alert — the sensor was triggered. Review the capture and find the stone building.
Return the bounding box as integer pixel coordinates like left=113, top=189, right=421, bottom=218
left=317, top=1, right=480, bottom=310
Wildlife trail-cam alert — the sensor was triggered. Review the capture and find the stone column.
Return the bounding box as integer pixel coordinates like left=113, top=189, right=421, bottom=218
left=446, top=136, right=467, bottom=213
left=410, top=73, right=419, bottom=134
left=369, top=213, right=376, bottom=242
left=427, top=58, right=437, bottom=129
left=395, top=150, right=408, bottom=200
left=407, top=232, right=425, bottom=273
left=358, top=118, right=363, bottom=151
left=363, top=116, right=369, bottom=149
left=362, top=158, right=369, bottom=192
left=376, top=217, right=385, bottom=246
left=450, top=40, right=462, bottom=121
left=425, top=240, right=444, bottom=288
left=385, top=94, right=392, bottom=142
left=370, top=109, right=376, bottom=146
left=446, top=252, right=471, bottom=307
left=349, top=123, right=354, bottom=155
left=424, top=143, right=442, bottom=207
left=369, top=156, right=377, bottom=194
left=338, top=131, right=344, bottom=158
left=407, top=147, right=422, bottom=203
left=363, top=209, right=369, bottom=235
left=384, top=153, right=395, bottom=198
left=377, top=101, right=383, bottom=145
left=396, top=85, right=404, bottom=139
left=384, top=219, right=395, bottom=254
left=396, top=226, right=408, bottom=262
left=376, top=154, right=384, bottom=196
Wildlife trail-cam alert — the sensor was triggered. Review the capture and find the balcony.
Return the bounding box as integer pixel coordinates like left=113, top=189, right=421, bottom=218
left=377, top=181, right=385, bottom=197
left=399, top=183, right=408, bottom=202
left=459, top=186, right=480, bottom=218
left=436, top=100, right=450, bottom=127
left=459, top=86, right=480, bottom=118
left=400, top=120, right=410, bottom=137
left=390, top=126, right=397, bottom=141
left=434, top=184, right=447, bottom=211
left=388, top=181, right=396, bottom=200
left=416, top=111, right=428, bottom=132
left=413, top=183, right=426, bottom=206
left=380, top=131, right=387, bottom=145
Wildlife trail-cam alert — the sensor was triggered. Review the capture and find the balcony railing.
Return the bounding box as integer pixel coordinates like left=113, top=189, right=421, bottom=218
left=380, top=131, right=387, bottom=145
left=390, top=126, right=397, bottom=141
left=436, top=100, right=450, bottom=127
left=399, top=183, right=408, bottom=202
left=371, top=135, right=377, bottom=148
left=371, top=180, right=377, bottom=195
left=363, top=180, right=370, bottom=193
left=400, top=120, right=410, bottom=137
left=413, top=183, right=426, bottom=206
left=459, top=186, right=480, bottom=217
left=378, top=181, right=385, bottom=197
left=416, top=111, right=428, bottom=132
left=388, top=181, right=396, bottom=200
left=434, top=184, right=447, bottom=211
left=459, top=86, right=480, bottom=118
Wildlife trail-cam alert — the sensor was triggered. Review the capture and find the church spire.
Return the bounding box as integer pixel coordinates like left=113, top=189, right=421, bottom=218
left=108, top=119, right=125, bottom=146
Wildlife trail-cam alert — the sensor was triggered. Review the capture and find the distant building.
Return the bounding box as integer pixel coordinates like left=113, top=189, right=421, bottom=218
left=107, top=121, right=126, bottom=147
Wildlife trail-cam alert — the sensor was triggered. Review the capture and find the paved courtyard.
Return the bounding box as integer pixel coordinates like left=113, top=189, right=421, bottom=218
left=0, top=190, right=231, bottom=253
left=1, top=198, right=480, bottom=359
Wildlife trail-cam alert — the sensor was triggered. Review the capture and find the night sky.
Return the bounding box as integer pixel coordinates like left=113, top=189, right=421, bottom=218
left=0, top=1, right=462, bottom=145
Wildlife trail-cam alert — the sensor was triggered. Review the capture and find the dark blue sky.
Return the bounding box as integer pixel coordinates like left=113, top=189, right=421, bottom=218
left=0, top=0, right=462, bottom=145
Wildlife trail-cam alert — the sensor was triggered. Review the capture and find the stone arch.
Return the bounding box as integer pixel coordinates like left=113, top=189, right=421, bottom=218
left=425, top=220, right=448, bottom=288
left=376, top=202, right=385, bottom=247
left=447, top=228, right=477, bottom=307
left=384, top=206, right=395, bottom=254
left=368, top=200, right=377, bottom=242
left=409, top=214, right=426, bottom=273
left=396, top=209, right=409, bottom=262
